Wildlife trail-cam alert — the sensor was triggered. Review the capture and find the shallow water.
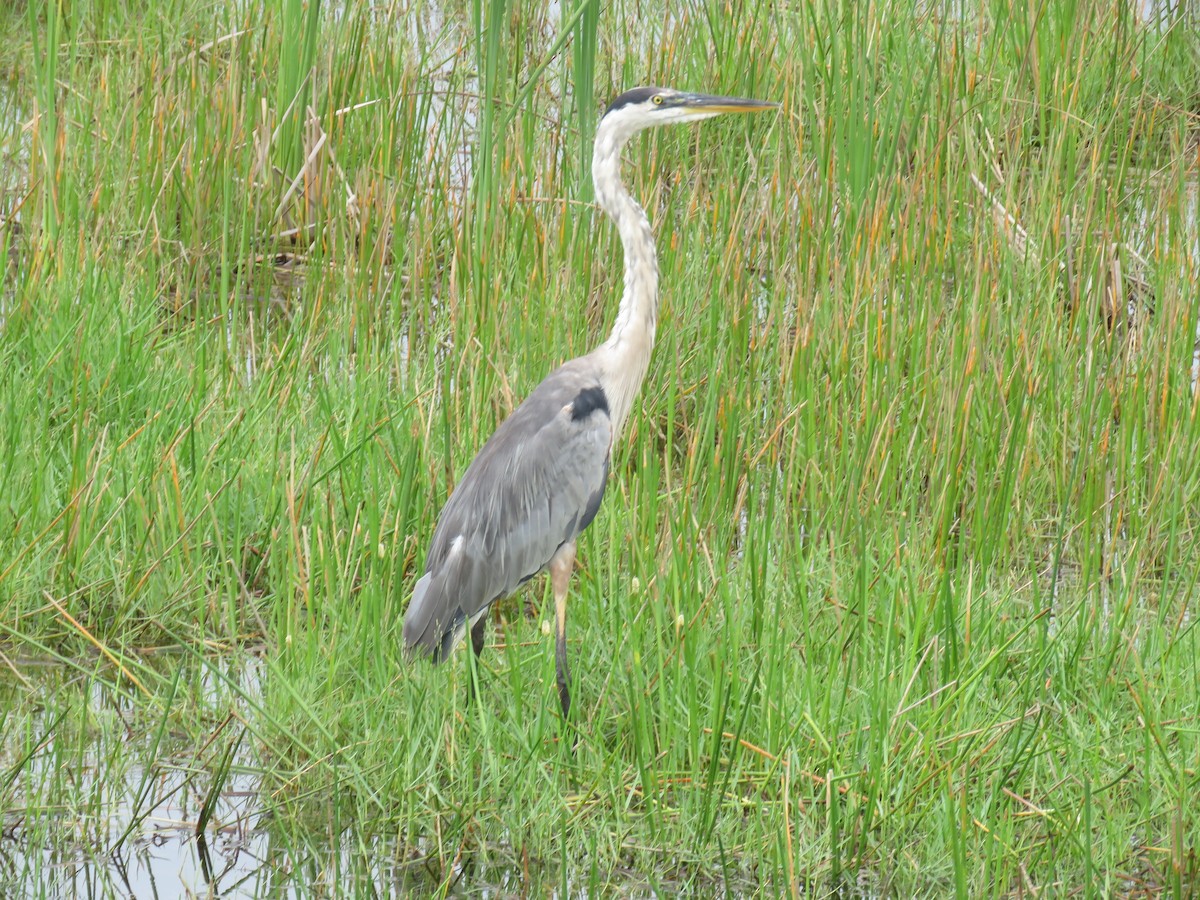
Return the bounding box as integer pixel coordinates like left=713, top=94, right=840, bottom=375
left=0, top=656, right=275, bottom=896
left=0, top=656, right=438, bottom=898
left=0, top=653, right=805, bottom=897
left=0, top=656, right=620, bottom=897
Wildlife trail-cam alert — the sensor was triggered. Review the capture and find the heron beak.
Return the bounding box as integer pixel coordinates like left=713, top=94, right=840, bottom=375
left=674, top=92, right=779, bottom=114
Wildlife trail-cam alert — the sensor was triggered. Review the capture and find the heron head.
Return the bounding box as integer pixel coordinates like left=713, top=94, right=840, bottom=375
left=600, top=86, right=777, bottom=137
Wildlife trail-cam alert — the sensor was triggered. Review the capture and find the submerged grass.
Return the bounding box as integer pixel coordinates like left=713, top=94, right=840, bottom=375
left=2, top=0, right=1200, bottom=894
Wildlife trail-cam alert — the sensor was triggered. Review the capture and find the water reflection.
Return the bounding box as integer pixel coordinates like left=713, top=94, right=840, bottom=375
left=0, top=655, right=551, bottom=897
left=0, top=656, right=270, bottom=897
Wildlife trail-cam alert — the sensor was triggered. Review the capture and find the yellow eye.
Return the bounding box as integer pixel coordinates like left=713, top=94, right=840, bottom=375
left=652, top=95, right=664, bottom=105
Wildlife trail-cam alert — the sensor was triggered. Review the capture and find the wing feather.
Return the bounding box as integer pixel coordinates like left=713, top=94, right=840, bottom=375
left=402, top=360, right=612, bottom=659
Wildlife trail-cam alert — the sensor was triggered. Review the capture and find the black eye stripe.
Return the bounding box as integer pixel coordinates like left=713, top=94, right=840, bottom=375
left=603, top=86, right=664, bottom=115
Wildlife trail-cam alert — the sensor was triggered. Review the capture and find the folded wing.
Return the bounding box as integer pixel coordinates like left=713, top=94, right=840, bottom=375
left=402, top=361, right=612, bottom=659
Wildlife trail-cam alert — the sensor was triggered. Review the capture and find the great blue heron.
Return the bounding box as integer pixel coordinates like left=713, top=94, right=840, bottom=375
left=402, top=86, right=777, bottom=719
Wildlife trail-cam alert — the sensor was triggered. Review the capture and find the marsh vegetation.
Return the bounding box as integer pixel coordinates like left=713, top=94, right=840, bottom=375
left=2, top=0, right=1199, bottom=895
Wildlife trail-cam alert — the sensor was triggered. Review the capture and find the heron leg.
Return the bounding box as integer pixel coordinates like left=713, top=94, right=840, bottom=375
left=466, top=614, right=487, bottom=704
left=470, top=615, right=487, bottom=658
left=547, top=540, right=576, bottom=720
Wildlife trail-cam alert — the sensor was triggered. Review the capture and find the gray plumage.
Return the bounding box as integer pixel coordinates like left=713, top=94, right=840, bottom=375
left=402, top=361, right=611, bottom=659
left=401, top=86, right=777, bottom=717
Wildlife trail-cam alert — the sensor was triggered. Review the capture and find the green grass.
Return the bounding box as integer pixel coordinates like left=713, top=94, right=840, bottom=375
left=2, top=0, right=1200, bottom=894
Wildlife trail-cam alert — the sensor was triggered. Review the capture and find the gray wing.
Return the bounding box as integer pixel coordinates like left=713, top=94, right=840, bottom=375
left=402, top=359, right=612, bottom=660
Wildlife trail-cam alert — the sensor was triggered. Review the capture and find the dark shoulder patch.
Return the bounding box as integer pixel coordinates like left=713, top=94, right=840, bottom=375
left=604, top=86, right=661, bottom=116
left=570, top=385, right=609, bottom=422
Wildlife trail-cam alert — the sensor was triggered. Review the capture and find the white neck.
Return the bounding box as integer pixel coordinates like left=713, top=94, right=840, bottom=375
left=589, top=118, right=659, bottom=440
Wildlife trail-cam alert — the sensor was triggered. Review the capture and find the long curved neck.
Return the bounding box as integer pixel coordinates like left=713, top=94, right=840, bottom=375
left=591, top=120, right=659, bottom=440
